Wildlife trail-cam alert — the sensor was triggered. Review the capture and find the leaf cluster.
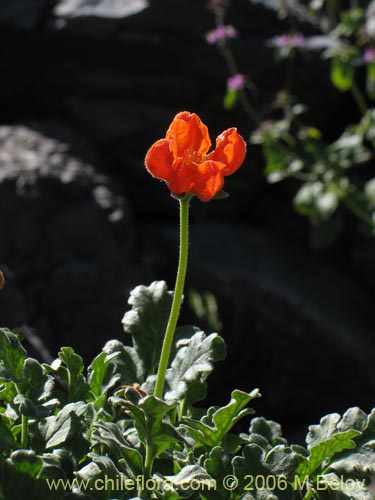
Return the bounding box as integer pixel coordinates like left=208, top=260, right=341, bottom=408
left=0, top=283, right=374, bottom=500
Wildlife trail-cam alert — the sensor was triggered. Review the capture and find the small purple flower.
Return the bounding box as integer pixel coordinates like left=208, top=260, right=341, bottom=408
left=364, top=47, right=375, bottom=63
left=293, top=33, right=305, bottom=47
left=206, top=24, right=238, bottom=45
left=274, top=32, right=305, bottom=49
left=274, top=34, right=290, bottom=48
left=227, top=73, right=246, bottom=91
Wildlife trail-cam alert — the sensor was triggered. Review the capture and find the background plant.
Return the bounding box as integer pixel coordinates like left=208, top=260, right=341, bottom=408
left=207, top=0, right=375, bottom=248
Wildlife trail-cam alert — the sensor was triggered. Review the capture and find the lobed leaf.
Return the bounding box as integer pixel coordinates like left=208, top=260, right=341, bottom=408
left=154, top=465, right=214, bottom=500
left=121, top=395, right=184, bottom=462
left=232, top=443, right=301, bottom=499
left=203, top=447, right=233, bottom=500
left=88, top=351, right=121, bottom=400
left=164, top=331, right=226, bottom=404
left=182, top=389, right=260, bottom=448
left=0, top=328, right=27, bottom=383
left=122, top=281, right=173, bottom=375
left=102, top=339, right=145, bottom=387
left=47, top=347, right=90, bottom=402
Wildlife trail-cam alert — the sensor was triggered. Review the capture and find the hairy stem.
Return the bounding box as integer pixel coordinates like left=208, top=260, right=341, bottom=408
left=154, top=196, right=191, bottom=399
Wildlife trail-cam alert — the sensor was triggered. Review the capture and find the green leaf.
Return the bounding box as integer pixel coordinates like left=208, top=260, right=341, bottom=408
left=164, top=331, right=226, bottom=404
left=305, top=127, right=322, bottom=140
left=22, top=358, right=55, bottom=403
left=140, top=396, right=184, bottom=458
left=307, top=411, right=366, bottom=447
left=8, top=449, right=43, bottom=477
left=337, top=8, right=365, bottom=36
left=102, top=339, right=145, bottom=386
left=336, top=407, right=368, bottom=434
left=45, top=412, right=82, bottom=450
left=330, top=443, right=375, bottom=475
left=122, top=281, right=173, bottom=375
left=203, top=447, right=233, bottom=500
left=154, top=465, right=214, bottom=500
left=297, top=431, right=359, bottom=477
left=12, top=358, right=58, bottom=419
left=296, top=411, right=363, bottom=477
left=88, top=351, right=120, bottom=400
left=246, top=417, right=287, bottom=449
left=92, top=421, right=143, bottom=478
left=223, top=89, right=239, bottom=110
left=233, top=444, right=301, bottom=499
left=331, top=56, right=354, bottom=92
left=367, top=62, right=375, bottom=100
left=264, top=143, right=290, bottom=175
left=0, top=416, right=16, bottom=450
left=14, top=393, right=57, bottom=418
left=1, top=451, right=64, bottom=500
left=213, top=389, right=259, bottom=437
left=38, top=402, right=91, bottom=459
left=325, top=410, right=375, bottom=496
left=0, top=328, right=27, bottom=382
left=48, top=347, right=89, bottom=402
left=121, top=395, right=184, bottom=461
left=311, top=472, right=373, bottom=500
left=77, top=454, right=131, bottom=499
left=182, top=389, right=260, bottom=447
left=0, top=380, right=17, bottom=404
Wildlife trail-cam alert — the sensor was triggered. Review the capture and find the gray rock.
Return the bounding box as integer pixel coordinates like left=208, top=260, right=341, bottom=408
left=0, top=121, right=135, bottom=360
left=54, top=0, right=148, bottom=19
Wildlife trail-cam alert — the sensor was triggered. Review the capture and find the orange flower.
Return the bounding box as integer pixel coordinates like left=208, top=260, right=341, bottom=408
left=145, top=111, right=246, bottom=201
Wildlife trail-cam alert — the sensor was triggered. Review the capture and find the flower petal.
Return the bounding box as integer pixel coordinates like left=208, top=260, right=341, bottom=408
left=190, top=160, right=225, bottom=201
left=144, top=139, right=174, bottom=181
left=207, top=127, right=246, bottom=176
left=166, top=111, right=211, bottom=160
left=167, top=161, right=195, bottom=195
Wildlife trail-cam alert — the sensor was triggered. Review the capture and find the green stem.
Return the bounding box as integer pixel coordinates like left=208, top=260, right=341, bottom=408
left=154, top=196, right=191, bottom=399
left=238, top=90, right=260, bottom=124
left=144, top=445, right=154, bottom=478
left=178, top=397, right=187, bottom=421
left=20, top=415, right=28, bottom=449
left=351, top=81, right=368, bottom=115
left=343, top=196, right=373, bottom=226
left=219, top=42, right=260, bottom=124
left=304, top=488, right=315, bottom=500
left=285, top=52, right=295, bottom=93
left=15, top=385, right=28, bottom=448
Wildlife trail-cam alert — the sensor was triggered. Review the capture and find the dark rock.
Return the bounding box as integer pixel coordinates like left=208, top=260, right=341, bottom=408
left=65, top=98, right=148, bottom=143
left=0, top=0, right=52, bottom=29
left=0, top=268, right=29, bottom=327
left=154, top=223, right=375, bottom=431
left=0, top=121, right=135, bottom=360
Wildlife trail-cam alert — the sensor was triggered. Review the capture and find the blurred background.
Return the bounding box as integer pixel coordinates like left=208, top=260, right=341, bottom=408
left=0, top=0, right=375, bottom=439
